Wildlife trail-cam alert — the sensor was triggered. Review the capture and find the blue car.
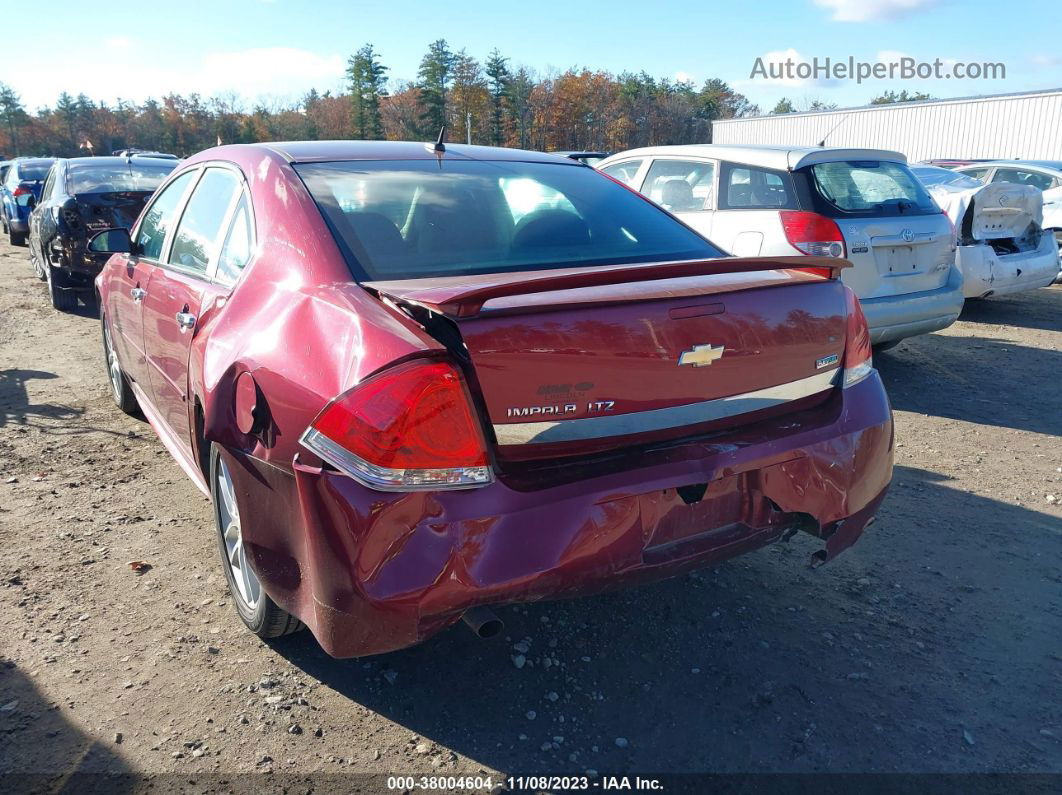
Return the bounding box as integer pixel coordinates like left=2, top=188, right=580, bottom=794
left=1, top=157, right=55, bottom=246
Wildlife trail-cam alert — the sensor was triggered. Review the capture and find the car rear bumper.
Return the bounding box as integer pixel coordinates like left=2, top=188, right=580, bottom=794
left=860, top=266, right=965, bottom=344
left=957, top=238, right=1060, bottom=298
left=8, top=217, right=28, bottom=233
left=232, top=372, right=893, bottom=658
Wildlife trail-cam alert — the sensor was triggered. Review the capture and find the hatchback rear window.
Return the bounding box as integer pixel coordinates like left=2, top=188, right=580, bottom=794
left=806, top=160, right=939, bottom=217
left=295, top=159, right=723, bottom=281
left=68, top=163, right=176, bottom=194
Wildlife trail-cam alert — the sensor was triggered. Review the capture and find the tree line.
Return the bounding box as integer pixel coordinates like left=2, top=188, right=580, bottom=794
left=0, top=40, right=933, bottom=158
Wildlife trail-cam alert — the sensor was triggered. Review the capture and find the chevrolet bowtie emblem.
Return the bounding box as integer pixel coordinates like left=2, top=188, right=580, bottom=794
left=678, top=344, right=725, bottom=367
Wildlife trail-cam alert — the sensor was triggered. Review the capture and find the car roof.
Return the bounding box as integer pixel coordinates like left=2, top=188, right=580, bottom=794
left=254, top=140, right=576, bottom=164
left=959, top=159, right=1062, bottom=172
left=600, top=144, right=908, bottom=171
left=13, top=157, right=55, bottom=168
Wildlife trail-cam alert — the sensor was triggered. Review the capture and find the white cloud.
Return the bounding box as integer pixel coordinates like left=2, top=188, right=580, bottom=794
left=12, top=46, right=346, bottom=111
left=674, top=71, right=695, bottom=85
left=814, top=0, right=939, bottom=22
left=105, top=36, right=132, bottom=50
left=1031, top=54, right=1062, bottom=67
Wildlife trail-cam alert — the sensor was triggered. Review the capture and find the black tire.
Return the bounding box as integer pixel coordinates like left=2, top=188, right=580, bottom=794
left=47, top=265, right=77, bottom=311
left=9, top=227, right=26, bottom=246
left=210, top=443, right=304, bottom=640
left=101, top=312, right=140, bottom=415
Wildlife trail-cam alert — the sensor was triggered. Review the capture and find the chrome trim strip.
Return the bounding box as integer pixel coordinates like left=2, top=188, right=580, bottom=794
left=493, top=369, right=840, bottom=445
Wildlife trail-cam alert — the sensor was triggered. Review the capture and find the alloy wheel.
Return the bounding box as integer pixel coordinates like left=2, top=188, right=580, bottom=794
left=103, top=321, right=124, bottom=403
left=216, top=457, right=261, bottom=610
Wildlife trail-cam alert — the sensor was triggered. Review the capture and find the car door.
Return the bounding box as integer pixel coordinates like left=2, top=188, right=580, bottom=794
left=637, top=157, right=717, bottom=241
left=141, top=166, right=243, bottom=454
left=34, top=165, right=63, bottom=260
left=28, top=166, right=53, bottom=260
left=107, top=169, right=198, bottom=390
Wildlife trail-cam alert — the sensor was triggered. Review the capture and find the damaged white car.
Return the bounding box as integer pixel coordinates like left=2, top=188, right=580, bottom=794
left=913, top=166, right=1061, bottom=299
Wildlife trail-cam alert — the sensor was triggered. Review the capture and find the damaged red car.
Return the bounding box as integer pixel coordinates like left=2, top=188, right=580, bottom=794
left=90, top=141, right=893, bottom=657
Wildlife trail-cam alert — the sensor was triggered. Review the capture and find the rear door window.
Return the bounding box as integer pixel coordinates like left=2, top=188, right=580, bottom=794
left=167, top=168, right=241, bottom=276
left=135, top=170, right=197, bottom=261
left=805, top=160, right=938, bottom=217
left=990, top=168, right=1054, bottom=191
left=720, top=162, right=796, bottom=210
left=642, top=159, right=716, bottom=212
left=960, top=167, right=991, bottom=182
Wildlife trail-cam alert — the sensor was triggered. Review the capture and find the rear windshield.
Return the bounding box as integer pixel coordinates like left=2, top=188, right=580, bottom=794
left=805, top=160, right=939, bottom=217
left=68, top=163, right=176, bottom=194
left=18, top=160, right=54, bottom=181
left=295, top=159, right=724, bottom=281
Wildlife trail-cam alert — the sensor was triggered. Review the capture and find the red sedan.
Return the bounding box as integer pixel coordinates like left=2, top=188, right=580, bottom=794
left=90, top=141, right=893, bottom=657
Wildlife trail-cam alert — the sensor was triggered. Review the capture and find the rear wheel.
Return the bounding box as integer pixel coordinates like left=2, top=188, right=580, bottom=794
left=30, top=244, right=47, bottom=281
left=46, top=264, right=77, bottom=311
left=101, top=313, right=139, bottom=415
left=211, top=444, right=303, bottom=640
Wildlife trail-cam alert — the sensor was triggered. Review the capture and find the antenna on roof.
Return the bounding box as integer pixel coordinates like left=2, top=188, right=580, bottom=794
left=817, top=115, right=848, bottom=147
left=434, top=126, right=447, bottom=153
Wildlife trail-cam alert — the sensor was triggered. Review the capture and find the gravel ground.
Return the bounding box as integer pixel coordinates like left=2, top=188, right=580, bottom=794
left=0, top=235, right=1060, bottom=791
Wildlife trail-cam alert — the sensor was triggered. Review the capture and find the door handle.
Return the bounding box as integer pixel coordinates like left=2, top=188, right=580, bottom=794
left=130, top=287, right=146, bottom=302
left=176, top=311, right=197, bottom=331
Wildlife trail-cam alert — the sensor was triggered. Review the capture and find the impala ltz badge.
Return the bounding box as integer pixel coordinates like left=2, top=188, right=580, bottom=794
left=678, top=343, right=725, bottom=367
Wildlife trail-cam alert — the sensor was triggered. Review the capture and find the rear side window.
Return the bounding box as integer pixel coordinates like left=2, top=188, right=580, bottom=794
left=599, top=159, right=643, bottom=186
left=720, top=163, right=796, bottom=210
left=135, top=170, right=196, bottom=261
left=960, top=167, right=991, bottom=182
left=642, top=159, right=715, bottom=212
left=214, top=194, right=253, bottom=285
left=296, top=159, right=724, bottom=281
left=168, top=168, right=241, bottom=275
left=805, top=160, right=938, bottom=217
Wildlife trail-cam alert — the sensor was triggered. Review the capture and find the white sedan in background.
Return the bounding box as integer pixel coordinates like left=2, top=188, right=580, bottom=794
left=913, top=165, right=1061, bottom=298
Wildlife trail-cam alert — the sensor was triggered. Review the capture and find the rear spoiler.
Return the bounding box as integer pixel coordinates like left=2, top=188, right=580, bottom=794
left=365, top=256, right=852, bottom=319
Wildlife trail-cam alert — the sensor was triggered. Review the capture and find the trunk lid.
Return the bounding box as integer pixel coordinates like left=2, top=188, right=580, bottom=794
left=367, top=257, right=850, bottom=460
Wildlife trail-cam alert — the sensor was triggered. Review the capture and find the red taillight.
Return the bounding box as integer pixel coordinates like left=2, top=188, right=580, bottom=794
left=300, top=360, right=492, bottom=491
left=843, top=287, right=873, bottom=388
left=780, top=210, right=847, bottom=264
left=12, top=185, right=31, bottom=197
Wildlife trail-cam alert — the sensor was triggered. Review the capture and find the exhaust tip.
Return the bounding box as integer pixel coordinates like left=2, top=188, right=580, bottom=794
left=461, top=606, right=504, bottom=639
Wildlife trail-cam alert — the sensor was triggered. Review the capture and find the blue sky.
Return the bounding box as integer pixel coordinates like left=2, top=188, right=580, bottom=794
left=2, top=0, right=1060, bottom=112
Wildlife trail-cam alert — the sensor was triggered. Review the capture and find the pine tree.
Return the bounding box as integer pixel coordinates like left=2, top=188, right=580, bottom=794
left=417, top=39, right=456, bottom=139
left=485, top=49, right=511, bottom=146
left=347, top=44, right=388, bottom=139
left=0, top=83, right=26, bottom=155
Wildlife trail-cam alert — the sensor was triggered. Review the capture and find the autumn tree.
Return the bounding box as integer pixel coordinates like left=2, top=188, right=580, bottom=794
left=0, top=83, right=27, bottom=155
left=870, top=89, right=933, bottom=105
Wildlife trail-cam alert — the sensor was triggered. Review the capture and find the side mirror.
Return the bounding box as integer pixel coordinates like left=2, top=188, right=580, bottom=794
left=88, top=228, right=133, bottom=255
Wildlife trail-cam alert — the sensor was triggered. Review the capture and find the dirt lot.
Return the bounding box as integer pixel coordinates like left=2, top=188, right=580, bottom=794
left=0, top=235, right=1060, bottom=791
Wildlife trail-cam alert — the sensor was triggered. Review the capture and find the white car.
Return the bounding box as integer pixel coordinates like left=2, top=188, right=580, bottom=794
left=598, top=145, right=964, bottom=347
left=953, top=160, right=1062, bottom=283
left=913, top=166, right=1060, bottom=298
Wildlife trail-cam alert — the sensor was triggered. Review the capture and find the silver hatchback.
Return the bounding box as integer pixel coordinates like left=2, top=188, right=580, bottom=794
left=598, top=145, right=964, bottom=346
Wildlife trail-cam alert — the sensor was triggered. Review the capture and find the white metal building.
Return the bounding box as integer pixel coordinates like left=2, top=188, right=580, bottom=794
left=712, top=89, right=1062, bottom=162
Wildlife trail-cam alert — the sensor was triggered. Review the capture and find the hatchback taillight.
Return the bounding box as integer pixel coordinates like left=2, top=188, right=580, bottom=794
left=300, top=360, right=492, bottom=491
left=12, top=185, right=31, bottom=197
left=781, top=210, right=847, bottom=262
left=842, top=287, right=873, bottom=388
